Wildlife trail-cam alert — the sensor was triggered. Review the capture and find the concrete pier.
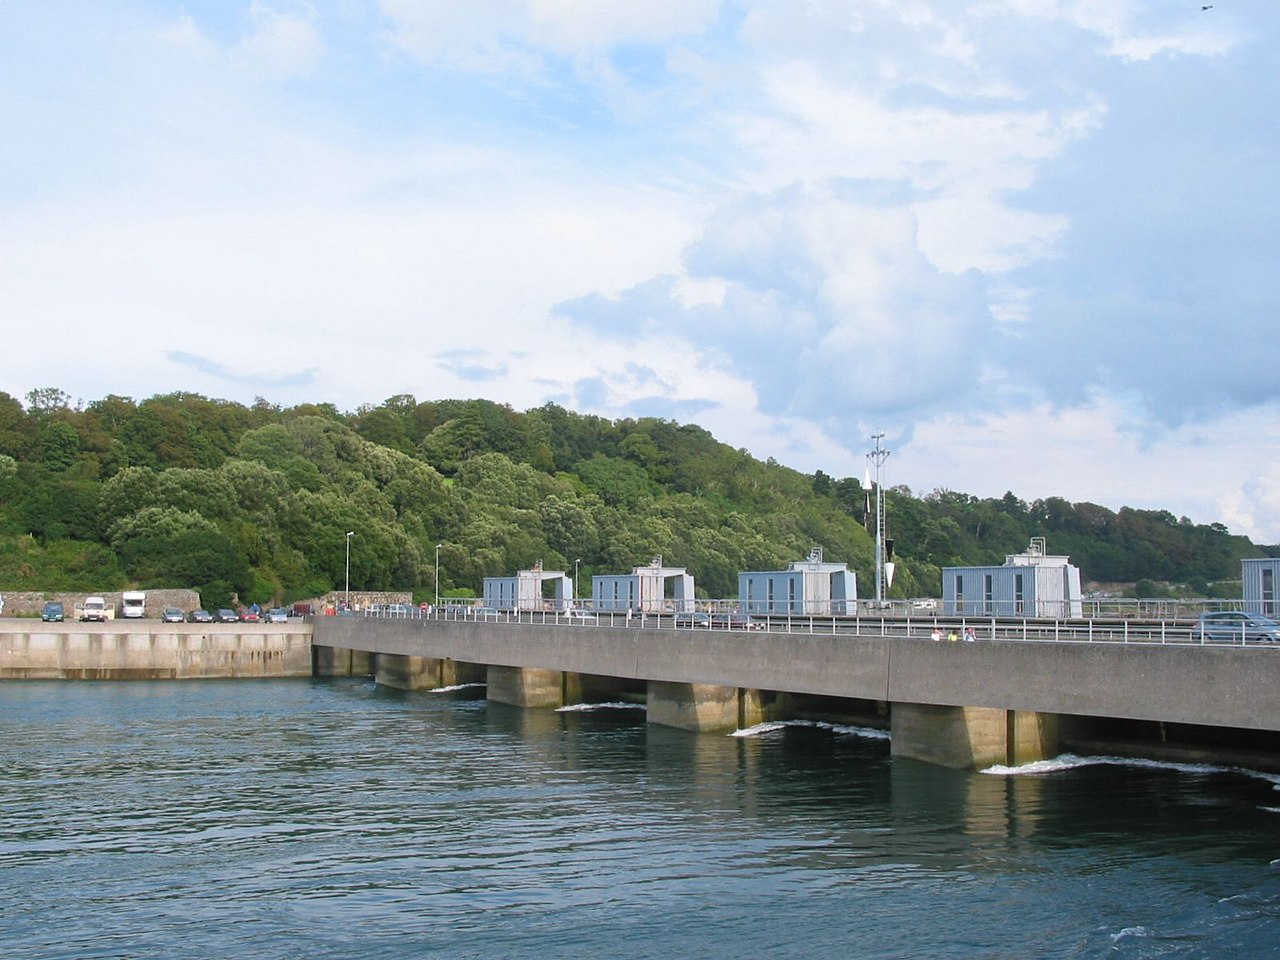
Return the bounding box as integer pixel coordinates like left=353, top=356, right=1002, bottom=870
left=313, top=645, right=372, bottom=678
left=373, top=653, right=483, bottom=691
left=890, top=703, right=1059, bottom=769
left=647, top=681, right=765, bottom=734
left=487, top=665, right=566, bottom=708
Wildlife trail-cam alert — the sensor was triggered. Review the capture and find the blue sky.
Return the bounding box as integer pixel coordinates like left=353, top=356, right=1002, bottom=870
left=4, top=1, right=1279, bottom=542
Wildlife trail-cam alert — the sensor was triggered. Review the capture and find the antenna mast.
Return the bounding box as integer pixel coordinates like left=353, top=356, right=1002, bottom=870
left=866, top=431, right=890, bottom=605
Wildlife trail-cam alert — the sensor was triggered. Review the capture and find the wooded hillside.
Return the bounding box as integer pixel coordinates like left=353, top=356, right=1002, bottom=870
left=0, top=389, right=1264, bottom=608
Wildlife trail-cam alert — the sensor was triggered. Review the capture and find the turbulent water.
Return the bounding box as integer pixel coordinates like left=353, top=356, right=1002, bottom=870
left=3, top=679, right=1279, bottom=959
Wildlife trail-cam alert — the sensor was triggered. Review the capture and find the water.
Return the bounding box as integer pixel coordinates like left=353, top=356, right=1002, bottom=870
left=3, top=679, right=1279, bottom=959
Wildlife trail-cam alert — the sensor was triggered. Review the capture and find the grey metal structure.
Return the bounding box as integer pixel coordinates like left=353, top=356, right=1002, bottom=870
left=942, top=538, right=1083, bottom=619
left=739, top=547, right=857, bottom=615
left=483, top=562, right=572, bottom=612
left=1242, top=557, right=1280, bottom=616
left=592, top=556, right=694, bottom=613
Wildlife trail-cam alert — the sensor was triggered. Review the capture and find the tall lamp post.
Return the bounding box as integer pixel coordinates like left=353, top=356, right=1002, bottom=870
left=574, top=558, right=581, bottom=606
left=344, top=531, right=354, bottom=610
left=435, top=543, right=443, bottom=610
left=866, top=432, right=890, bottom=606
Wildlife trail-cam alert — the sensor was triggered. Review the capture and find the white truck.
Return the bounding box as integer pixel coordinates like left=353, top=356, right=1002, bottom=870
left=77, top=596, right=115, bottom=622
left=121, top=591, right=146, bottom=619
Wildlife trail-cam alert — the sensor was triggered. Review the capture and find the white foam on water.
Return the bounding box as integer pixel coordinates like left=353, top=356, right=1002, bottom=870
left=428, top=683, right=486, bottom=694
left=555, top=702, right=646, bottom=713
left=983, top=752, right=1280, bottom=788
left=731, top=719, right=890, bottom=741
left=1110, top=926, right=1150, bottom=942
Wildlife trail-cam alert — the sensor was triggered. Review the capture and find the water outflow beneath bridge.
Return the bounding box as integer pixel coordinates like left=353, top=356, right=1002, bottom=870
left=3, top=678, right=1279, bottom=959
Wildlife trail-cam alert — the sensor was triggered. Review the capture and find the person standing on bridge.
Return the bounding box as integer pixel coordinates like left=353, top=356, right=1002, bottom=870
left=964, top=627, right=977, bottom=642
left=930, top=626, right=943, bottom=641
left=947, top=628, right=959, bottom=642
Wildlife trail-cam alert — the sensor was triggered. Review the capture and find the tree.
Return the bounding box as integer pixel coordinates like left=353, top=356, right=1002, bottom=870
left=25, top=387, right=73, bottom=418
left=0, top=392, right=35, bottom=459
left=39, top=422, right=80, bottom=472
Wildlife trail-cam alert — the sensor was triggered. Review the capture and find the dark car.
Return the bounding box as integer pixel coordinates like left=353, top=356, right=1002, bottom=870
left=41, top=601, right=65, bottom=622
left=216, top=608, right=239, bottom=623
left=1197, top=611, right=1280, bottom=643
left=161, top=607, right=185, bottom=623
left=188, top=609, right=214, bottom=623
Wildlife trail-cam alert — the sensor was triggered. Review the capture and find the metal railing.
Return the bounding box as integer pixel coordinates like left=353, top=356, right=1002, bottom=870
left=351, top=605, right=1278, bottom=648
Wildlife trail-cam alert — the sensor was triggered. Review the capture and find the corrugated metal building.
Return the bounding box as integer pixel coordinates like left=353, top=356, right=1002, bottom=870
left=738, top=548, right=857, bottom=615
left=483, top=563, right=572, bottom=612
left=592, top=556, right=694, bottom=613
left=942, top=538, right=1083, bottom=619
left=1242, top=558, right=1280, bottom=616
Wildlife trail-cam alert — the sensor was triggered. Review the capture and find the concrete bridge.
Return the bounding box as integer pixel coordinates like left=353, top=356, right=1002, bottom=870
left=312, top=614, right=1280, bottom=771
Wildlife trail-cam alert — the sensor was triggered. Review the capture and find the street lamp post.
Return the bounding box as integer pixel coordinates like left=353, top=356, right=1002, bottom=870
left=344, top=531, right=354, bottom=610
left=574, top=558, right=581, bottom=606
left=435, top=543, right=443, bottom=611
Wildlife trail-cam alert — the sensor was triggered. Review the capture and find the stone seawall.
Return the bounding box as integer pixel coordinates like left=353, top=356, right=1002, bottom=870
left=0, top=589, right=202, bottom=619
left=0, top=621, right=313, bottom=680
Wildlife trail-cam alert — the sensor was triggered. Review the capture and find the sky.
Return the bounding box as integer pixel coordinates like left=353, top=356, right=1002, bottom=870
left=3, top=1, right=1279, bottom=542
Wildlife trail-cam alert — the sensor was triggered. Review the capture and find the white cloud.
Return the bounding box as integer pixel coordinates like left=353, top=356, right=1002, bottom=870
left=903, top=395, right=1280, bottom=543
left=376, top=0, right=718, bottom=73
left=2, top=0, right=1278, bottom=549
left=235, top=2, right=325, bottom=78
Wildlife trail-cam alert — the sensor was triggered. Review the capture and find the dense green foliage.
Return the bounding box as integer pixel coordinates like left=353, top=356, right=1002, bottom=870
left=0, top=390, right=1266, bottom=607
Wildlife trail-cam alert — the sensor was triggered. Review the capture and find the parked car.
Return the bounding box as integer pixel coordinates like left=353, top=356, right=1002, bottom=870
left=385, top=603, right=413, bottom=617
left=239, top=609, right=261, bottom=623
left=161, top=607, right=185, bottom=623
left=266, top=608, right=289, bottom=623
left=466, top=606, right=501, bottom=618
left=41, top=601, right=65, bottom=622
left=1197, top=611, right=1280, bottom=643
left=710, top=612, right=758, bottom=630
left=216, top=609, right=239, bottom=623
left=188, top=609, right=215, bottom=623
left=562, top=608, right=598, bottom=623
left=674, top=611, right=712, bottom=628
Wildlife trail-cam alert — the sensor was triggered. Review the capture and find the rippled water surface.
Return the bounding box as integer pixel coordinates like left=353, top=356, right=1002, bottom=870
left=3, top=679, right=1279, bottom=959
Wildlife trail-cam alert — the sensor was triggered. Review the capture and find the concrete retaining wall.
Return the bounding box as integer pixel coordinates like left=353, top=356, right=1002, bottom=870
left=0, top=621, right=312, bottom=680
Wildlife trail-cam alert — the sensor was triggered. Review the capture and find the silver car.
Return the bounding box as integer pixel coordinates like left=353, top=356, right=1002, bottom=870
left=1197, top=611, right=1280, bottom=643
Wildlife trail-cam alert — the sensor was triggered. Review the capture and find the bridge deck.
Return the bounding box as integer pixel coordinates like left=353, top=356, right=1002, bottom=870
left=313, top=613, right=1280, bottom=733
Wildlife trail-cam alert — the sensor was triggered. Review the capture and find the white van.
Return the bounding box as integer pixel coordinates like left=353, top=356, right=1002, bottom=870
left=121, top=591, right=146, bottom=619
left=78, top=597, right=114, bottom=622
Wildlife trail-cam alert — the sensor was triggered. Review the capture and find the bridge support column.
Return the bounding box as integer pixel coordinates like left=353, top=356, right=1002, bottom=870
left=313, top=645, right=373, bottom=678
left=647, top=681, right=764, bottom=734
left=891, top=703, right=1059, bottom=770
left=487, top=664, right=565, bottom=708
left=375, top=654, right=466, bottom=691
